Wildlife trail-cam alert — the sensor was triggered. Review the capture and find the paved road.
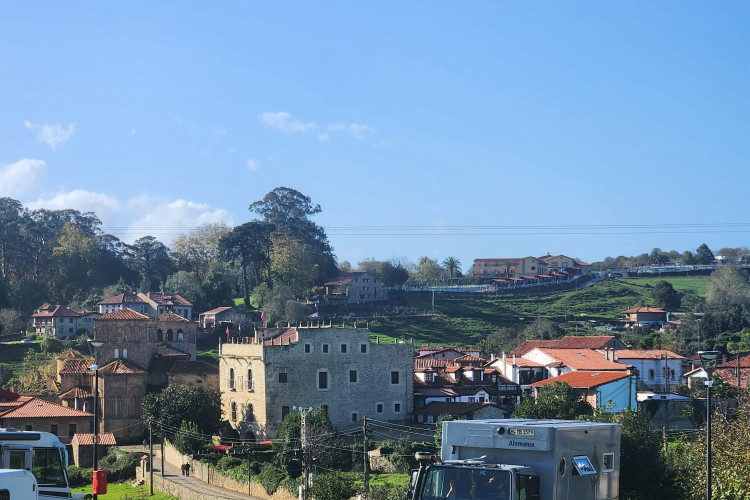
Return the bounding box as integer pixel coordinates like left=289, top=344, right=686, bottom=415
left=121, top=445, right=264, bottom=500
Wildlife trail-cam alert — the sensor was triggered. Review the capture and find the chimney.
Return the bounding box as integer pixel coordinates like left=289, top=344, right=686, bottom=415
left=513, top=355, right=517, bottom=366
left=502, top=352, right=507, bottom=363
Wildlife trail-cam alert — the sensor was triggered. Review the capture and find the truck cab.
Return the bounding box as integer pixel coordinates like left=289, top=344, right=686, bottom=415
left=409, top=461, right=540, bottom=500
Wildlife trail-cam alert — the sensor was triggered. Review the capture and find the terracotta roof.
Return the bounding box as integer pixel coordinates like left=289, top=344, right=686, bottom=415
left=414, top=358, right=452, bottom=370
left=510, top=340, right=559, bottom=356
left=556, top=336, right=618, bottom=349
left=613, top=349, right=685, bottom=360
left=170, top=360, right=219, bottom=375
left=412, top=386, right=458, bottom=398
left=57, top=350, right=85, bottom=361
left=0, top=397, right=93, bottom=419
left=621, top=307, right=667, bottom=314
left=60, top=387, right=90, bottom=399
left=200, top=306, right=233, bottom=315
left=530, top=371, right=631, bottom=389
left=415, top=401, right=491, bottom=416
left=718, top=355, right=750, bottom=369
left=157, top=345, right=191, bottom=358
left=323, top=272, right=368, bottom=286
left=714, top=367, right=750, bottom=388
left=98, top=293, right=146, bottom=305
left=490, top=357, right=543, bottom=368
left=32, top=305, right=81, bottom=318
left=99, top=359, right=147, bottom=375
left=453, top=354, right=487, bottom=365
left=73, top=433, right=117, bottom=446
left=156, top=311, right=189, bottom=322
left=264, top=328, right=298, bottom=346
left=95, top=308, right=150, bottom=321
left=142, top=292, right=193, bottom=307
left=533, top=348, right=629, bottom=371
left=59, top=358, right=93, bottom=375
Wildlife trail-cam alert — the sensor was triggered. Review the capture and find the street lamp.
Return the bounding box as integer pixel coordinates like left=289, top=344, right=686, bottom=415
left=88, top=337, right=107, bottom=500
left=698, top=350, right=721, bottom=500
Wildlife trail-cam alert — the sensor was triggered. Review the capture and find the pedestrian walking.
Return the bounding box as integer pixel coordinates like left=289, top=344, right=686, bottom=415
left=181, top=463, right=186, bottom=476
left=142, top=438, right=148, bottom=451
left=184, top=462, right=190, bottom=477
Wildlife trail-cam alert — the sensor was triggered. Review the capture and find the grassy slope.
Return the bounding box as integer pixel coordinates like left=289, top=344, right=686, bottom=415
left=368, top=276, right=707, bottom=347
left=0, top=342, right=39, bottom=378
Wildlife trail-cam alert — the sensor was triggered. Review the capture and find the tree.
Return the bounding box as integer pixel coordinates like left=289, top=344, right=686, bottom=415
left=413, top=257, right=442, bottom=285
left=514, top=382, right=593, bottom=420
left=706, top=265, right=750, bottom=306
left=337, top=260, right=353, bottom=272
left=249, top=187, right=337, bottom=283
left=375, top=261, right=410, bottom=287
left=127, top=236, right=173, bottom=291
left=521, top=318, right=563, bottom=341
left=165, top=271, right=205, bottom=312
left=649, top=248, right=669, bottom=265
left=172, top=420, right=203, bottom=456
left=309, top=472, right=356, bottom=500
left=141, top=385, right=221, bottom=436
left=49, top=223, right=96, bottom=303
left=478, top=327, right=519, bottom=359
left=442, top=257, right=461, bottom=279
left=434, top=414, right=455, bottom=448
left=270, top=234, right=318, bottom=299
left=696, top=243, right=715, bottom=265
left=171, top=223, right=231, bottom=280
left=651, top=280, right=682, bottom=310
left=219, top=221, right=274, bottom=308
left=0, top=198, right=25, bottom=289
left=0, top=308, right=24, bottom=335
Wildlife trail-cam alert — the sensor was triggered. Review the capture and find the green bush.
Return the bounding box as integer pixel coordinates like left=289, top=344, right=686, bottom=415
left=216, top=455, right=243, bottom=472
left=362, top=483, right=408, bottom=500
left=172, top=420, right=203, bottom=456
left=256, top=463, right=286, bottom=495
left=66, top=465, right=92, bottom=487
left=309, top=471, right=356, bottom=500
left=96, top=447, right=139, bottom=481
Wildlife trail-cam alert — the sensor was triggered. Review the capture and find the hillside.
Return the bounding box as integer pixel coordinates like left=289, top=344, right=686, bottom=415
left=367, top=276, right=706, bottom=348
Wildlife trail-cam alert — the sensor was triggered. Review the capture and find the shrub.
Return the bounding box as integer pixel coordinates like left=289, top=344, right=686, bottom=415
left=309, top=471, right=356, bottom=500
left=256, top=463, right=286, bottom=495
left=362, top=483, right=408, bottom=500
left=172, top=420, right=203, bottom=456
left=66, top=465, right=92, bottom=487
left=216, top=455, right=243, bottom=472
left=96, top=447, right=139, bottom=481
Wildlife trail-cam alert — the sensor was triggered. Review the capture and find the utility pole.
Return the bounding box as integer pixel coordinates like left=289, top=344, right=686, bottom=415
left=301, top=409, right=308, bottom=500
left=160, top=421, right=165, bottom=477
left=363, top=416, right=370, bottom=494
left=149, top=420, right=154, bottom=495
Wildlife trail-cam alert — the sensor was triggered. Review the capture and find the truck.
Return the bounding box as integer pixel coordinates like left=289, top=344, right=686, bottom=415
left=0, top=469, right=39, bottom=499
left=0, top=427, right=92, bottom=500
left=407, top=419, right=621, bottom=500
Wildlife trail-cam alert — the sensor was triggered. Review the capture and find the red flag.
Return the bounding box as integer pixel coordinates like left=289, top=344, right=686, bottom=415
left=226, top=326, right=230, bottom=342
left=260, top=311, right=265, bottom=327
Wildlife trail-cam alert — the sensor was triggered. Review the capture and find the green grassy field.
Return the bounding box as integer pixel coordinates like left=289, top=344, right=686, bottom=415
left=0, top=342, right=39, bottom=378
left=72, top=482, right=178, bottom=499
left=622, top=276, right=707, bottom=296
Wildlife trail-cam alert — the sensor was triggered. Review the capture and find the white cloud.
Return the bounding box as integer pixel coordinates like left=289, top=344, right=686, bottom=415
left=0, top=159, right=48, bottom=197
left=26, top=189, right=123, bottom=228
left=127, top=198, right=233, bottom=244
left=247, top=158, right=259, bottom=171
left=317, top=132, right=329, bottom=142
left=24, top=121, right=76, bottom=150
left=328, top=122, right=375, bottom=139
left=260, top=112, right=318, bottom=133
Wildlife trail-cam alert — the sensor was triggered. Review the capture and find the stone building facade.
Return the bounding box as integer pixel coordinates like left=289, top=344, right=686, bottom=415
left=220, top=326, right=414, bottom=440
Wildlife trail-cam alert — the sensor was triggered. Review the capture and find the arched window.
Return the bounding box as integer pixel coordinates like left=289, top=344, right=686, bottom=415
left=246, top=404, right=254, bottom=421
left=114, top=348, right=119, bottom=359
left=157, top=329, right=163, bottom=341
left=231, top=402, right=237, bottom=421
left=177, top=330, right=184, bottom=342
left=247, top=369, right=253, bottom=391
left=167, top=329, right=173, bottom=341
left=123, top=348, right=128, bottom=359
left=229, top=368, right=235, bottom=390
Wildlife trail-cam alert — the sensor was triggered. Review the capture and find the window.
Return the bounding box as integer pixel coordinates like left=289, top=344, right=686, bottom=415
left=32, top=448, right=66, bottom=486
left=603, top=452, right=615, bottom=472
left=25, top=425, right=32, bottom=431
left=247, top=369, right=253, bottom=390
left=394, top=402, right=401, bottom=413
left=157, top=329, right=163, bottom=341
left=68, top=423, right=76, bottom=437
left=349, top=370, right=358, bottom=383
left=305, top=343, right=311, bottom=353
left=340, top=344, right=347, bottom=353
left=318, top=370, right=329, bottom=390
left=50, top=424, right=58, bottom=435
left=391, top=371, right=400, bottom=384
left=279, top=372, right=288, bottom=383
left=468, top=397, right=476, bottom=403
left=246, top=404, right=254, bottom=421
left=167, top=329, right=173, bottom=341
left=376, top=403, right=384, bottom=413
left=282, top=406, right=290, bottom=419
left=648, top=369, right=655, bottom=380
left=114, top=348, right=120, bottom=359
left=322, top=344, right=329, bottom=354
left=123, top=348, right=128, bottom=359
left=360, top=343, right=367, bottom=353
left=231, top=402, right=237, bottom=421
left=177, top=331, right=184, bottom=342
left=351, top=412, right=358, bottom=422
left=229, top=368, right=235, bottom=390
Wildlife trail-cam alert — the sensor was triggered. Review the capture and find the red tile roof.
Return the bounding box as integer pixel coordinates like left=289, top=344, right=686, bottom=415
left=491, top=357, right=543, bottom=368
left=324, top=272, right=368, bottom=286
left=200, top=306, right=233, bottom=315
left=59, top=358, right=93, bottom=375
left=510, top=340, right=559, bottom=356
left=264, top=328, right=298, bottom=346
left=0, top=397, right=93, bottom=419
left=556, top=336, right=618, bottom=349
left=621, top=307, right=666, bottom=314
left=530, top=371, right=630, bottom=389
left=32, top=305, right=81, bottom=318
left=414, top=358, right=452, bottom=370
left=613, top=349, right=685, bottom=360
left=98, top=293, right=146, bottom=305
left=99, top=359, right=147, bottom=375
left=142, top=292, right=193, bottom=307
left=156, top=345, right=191, bottom=358
left=156, top=311, right=189, bottom=322
left=533, top=348, right=629, bottom=371
left=60, top=387, right=91, bottom=399
left=73, top=433, right=117, bottom=446
left=96, top=308, right=150, bottom=321
left=718, top=355, right=750, bottom=368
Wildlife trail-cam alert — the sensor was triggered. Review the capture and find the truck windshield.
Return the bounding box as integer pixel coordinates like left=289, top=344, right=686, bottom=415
left=421, top=467, right=511, bottom=500
left=32, top=447, right=66, bottom=486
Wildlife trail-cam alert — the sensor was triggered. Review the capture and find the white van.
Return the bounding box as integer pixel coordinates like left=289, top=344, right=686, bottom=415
left=0, top=468, right=38, bottom=499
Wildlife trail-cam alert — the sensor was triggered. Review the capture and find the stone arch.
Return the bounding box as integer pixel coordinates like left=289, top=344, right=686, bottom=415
left=157, top=329, right=163, bottom=341
left=177, top=330, right=184, bottom=342
left=167, top=329, right=173, bottom=341
left=114, top=348, right=120, bottom=359
left=123, top=348, right=128, bottom=359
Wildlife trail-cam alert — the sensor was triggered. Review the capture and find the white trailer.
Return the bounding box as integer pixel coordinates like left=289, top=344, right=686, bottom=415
left=0, top=428, right=92, bottom=500
left=0, top=469, right=39, bottom=499
left=408, top=419, right=621, bottom=500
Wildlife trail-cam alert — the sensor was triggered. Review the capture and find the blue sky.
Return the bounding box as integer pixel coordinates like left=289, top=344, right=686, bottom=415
left=1, top=1, right=747, bottom=270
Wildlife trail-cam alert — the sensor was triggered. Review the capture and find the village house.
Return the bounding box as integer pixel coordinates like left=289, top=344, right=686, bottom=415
left=219, top=325, right=413, bottom=440
left=620, top=306, right=669, bottom=327
left=97, top=292, right=193, bottom=320
left=323, top=272, right=387, bottom=304
left=521, top=348, right=630, bottom=377
left=530, top=371, right=637, bottom=412
left=471, top=257, right=548, bottom=278
left=539, top=254, right=591, bottom=275
left=31, top=305, right=98, bottom=339
left=413, top=353, right=519, bottom=423
left=71, top=432, right=117, bottom=467
left=0, top=389, right=93, bottom=444
left=601, top=349, right=685, bottom=392
left=198, top=306, right=236, bottom=330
